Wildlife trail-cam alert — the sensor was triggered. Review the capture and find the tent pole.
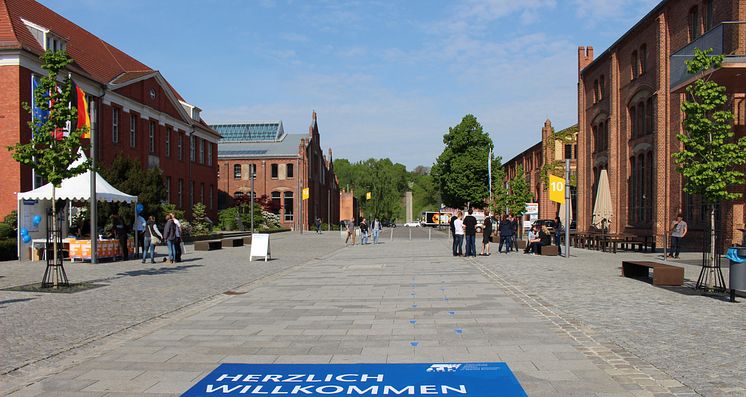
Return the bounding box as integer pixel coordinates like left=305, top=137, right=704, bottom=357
left=17, top=198, right=21, bottom=261
left=134, top=199, right=138, bottom=260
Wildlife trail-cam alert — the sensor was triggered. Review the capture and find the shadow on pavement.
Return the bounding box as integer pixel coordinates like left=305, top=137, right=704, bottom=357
left=116, top=264, right=202, bottom=277
left=0, top=297, right=35, bottom=307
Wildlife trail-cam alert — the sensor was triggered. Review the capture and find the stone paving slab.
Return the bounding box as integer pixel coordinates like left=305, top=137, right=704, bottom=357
left=1, top=234, right=688, bottom=397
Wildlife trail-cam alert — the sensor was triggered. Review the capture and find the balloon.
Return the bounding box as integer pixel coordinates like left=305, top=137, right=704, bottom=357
left=22, top=235, right=32, bottom=244
left=32, top=215, right=42, bottom=226
left=20, top=227, right=28, bottom=236
left=136, top=203, right=144, bottom=214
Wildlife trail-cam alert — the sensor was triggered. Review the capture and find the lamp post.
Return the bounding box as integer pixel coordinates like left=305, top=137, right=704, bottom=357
left=250, top=168, right=255, bottom=234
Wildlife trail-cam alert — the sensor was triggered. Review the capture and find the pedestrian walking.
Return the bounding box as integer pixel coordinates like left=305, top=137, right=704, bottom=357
left=345, top=220, right=356, bottom=246
left=163, top=214, right=177, bottom=264
left=480, top=211, right=492, bottom=256
left=111, top=214, right=129, bottom=260
left=315, top=218, right=322, bottom=234
left=170, top=213, right=183, bottom=262
left=360, top=218, right=369, bottom=245
left=142, top=215, right=163, bottom=264
left=449, top=213, right=458, bottom=255
left=669, top=214, right=687, bottom=259
left=510, top=215, right=519, bottom=252
left=463, top=209, right=478, bottom=257
left=498, top=215, right=514, bottom=254
left=554, top=216, right=564, bottom=255
left=134, top=212, right=146, bottom=259
left=453, top=211, right=464, bottom=256
left=372, top=218, right=381, bottom=244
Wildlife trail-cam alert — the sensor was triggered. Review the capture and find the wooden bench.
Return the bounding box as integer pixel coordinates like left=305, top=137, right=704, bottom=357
left=194, top=240, right=222, bottom=251
left=243, top=235, right=252, bottom=245
left=540, top=245, right=559, bottom=256
left=517, top=240, right=527, bottom=249
left=222, top=237, right=244, bottom=248
left=622, top=261, right=684, bottom=286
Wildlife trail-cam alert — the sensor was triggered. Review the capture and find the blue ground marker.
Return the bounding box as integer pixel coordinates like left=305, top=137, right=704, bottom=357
left=180, top=363, right=528, bottom=397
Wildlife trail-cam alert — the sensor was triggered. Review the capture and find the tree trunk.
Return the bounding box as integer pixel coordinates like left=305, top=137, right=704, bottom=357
left=52, top=186, right=58, bottom=288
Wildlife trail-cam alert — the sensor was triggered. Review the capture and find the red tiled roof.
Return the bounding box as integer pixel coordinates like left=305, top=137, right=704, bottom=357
left=2, top=0, right=154, bottom=84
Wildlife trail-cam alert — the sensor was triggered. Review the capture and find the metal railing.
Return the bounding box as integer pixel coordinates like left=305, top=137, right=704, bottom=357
left=670, top=21, right=746, bottom=88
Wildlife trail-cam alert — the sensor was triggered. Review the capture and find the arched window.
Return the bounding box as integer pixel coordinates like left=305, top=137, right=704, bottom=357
left=645, top=97, right=654, bottom=135
left=283, top=192, right=294, bottom=222
left=645, top=151, right=654, bottom=223
left=599, top=75, right=606, bottom=99
left=630, top=105, right=637, bottom=138
left=629, top=156, right=636, bottom=225
left=234, top=191, right=243, bottom=198
left=704, top=0, right=714, bottom=31
left=689, top=6, right=700, bottom=41
left=638, top=153, right=645, bottom=223
left=637, top=101, right=645, bottom=139
left=631, top=51, right=639, bottom=79
left=593, top=79, right=599, bottom=103
left=603, top=121, right=609, bottom=151
left=639, top=44, right=647, bottom=75
left=271, top=191, right=281, bottom=214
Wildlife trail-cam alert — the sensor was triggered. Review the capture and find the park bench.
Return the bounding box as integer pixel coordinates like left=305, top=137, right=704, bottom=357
left=622, top=261, right=684, bottom=286
left=243, top=235, right=252, bottom=245
left=222, top=237, right=244, bottom=248
left=194, top=240, right=222, bottom=251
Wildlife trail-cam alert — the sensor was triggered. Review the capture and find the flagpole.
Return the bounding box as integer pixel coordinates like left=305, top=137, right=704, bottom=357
left=90, top=95, right=97, bottom=264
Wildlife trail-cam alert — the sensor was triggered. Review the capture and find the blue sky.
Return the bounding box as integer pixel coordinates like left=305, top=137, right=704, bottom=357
left=41, top=0, right=659, bottom=169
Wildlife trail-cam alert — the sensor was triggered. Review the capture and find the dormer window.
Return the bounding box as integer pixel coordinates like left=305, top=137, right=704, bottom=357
left=21, top=19, right=66, bottom=51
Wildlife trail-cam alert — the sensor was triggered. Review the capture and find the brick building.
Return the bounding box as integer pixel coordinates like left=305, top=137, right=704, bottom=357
left=0, top=0, right=219, bottom=219
left=577, top=0, right=746, bottom=247
left=212, top=112, right=340, bottom=230
left=503, top=120, right=578, bottom=220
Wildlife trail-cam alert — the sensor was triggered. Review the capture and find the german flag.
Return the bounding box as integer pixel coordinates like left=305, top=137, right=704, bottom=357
left=71, top=80, right=91, bottom=138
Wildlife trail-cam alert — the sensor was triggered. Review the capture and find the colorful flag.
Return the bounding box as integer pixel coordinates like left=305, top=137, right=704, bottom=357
left=71, top=80, right=91, bottom=138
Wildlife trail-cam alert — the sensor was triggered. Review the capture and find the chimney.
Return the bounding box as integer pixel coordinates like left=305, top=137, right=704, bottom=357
left=542, top=119, right=552, bottom=140
left=578, top=46, right=594, bottom=72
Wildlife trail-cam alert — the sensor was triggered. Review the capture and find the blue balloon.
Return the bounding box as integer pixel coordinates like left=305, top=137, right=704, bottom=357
left=32, top=215, right=42, bottom=226
left=20, top=227, right=28, bottom=236
left=136, top=203, right=144, bottom=214
left=22, top=235, right=32, bottom=244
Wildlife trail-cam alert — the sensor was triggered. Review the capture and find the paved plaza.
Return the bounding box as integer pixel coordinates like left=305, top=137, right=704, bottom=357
left=0, top=230, right=744, bottom=396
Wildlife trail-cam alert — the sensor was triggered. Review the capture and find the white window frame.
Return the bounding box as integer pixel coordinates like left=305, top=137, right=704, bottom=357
left=112, top=108, right=119, bottom=144
left=165, top=127, right=171, bottom=157
left=148, top=121, right=155, bottom=154
left=129, top=114, right=137, bottom=148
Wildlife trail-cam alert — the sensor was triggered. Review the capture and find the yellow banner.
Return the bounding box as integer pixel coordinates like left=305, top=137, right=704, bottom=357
left=302, top=187, right=309, bottom=200
left=366, top=192, right=372, bottom=200
left=548, top=174, right=566, bottom=204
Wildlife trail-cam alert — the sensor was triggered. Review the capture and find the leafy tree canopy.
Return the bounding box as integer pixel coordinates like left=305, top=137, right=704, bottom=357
left=432, top=114, right=494, bottom=209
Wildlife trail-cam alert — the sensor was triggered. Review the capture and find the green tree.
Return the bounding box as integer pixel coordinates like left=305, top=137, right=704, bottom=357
left=432, top=115, right=493, bottom=209
left=490, top=160, right=508, bottom=216
left=673, top=48, right=746, bottom=287
left=7, top=50, right=89, bottom=287
left=333, top=158, right=409, bottom=222
left=411, top=170, right=441, bottom=217
left=98, top=154, right=166, bottom=227
left=507, top=166, right=533, bottom=218
left=191, top=203, right=211, bottom=235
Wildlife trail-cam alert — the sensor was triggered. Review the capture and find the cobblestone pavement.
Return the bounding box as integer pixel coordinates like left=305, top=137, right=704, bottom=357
left=473, top=241, right=746, bottom=397
left=0, top=231, right=341, bottom=389
left=2, top=233, right=708, bottom=397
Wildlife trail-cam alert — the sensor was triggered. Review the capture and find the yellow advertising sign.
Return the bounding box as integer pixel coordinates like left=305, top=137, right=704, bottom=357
left=548, top=174, right=565, bottom=204
left=366, top=192, right=372, bottom=200
left=302, top=187, right=309, bottom=200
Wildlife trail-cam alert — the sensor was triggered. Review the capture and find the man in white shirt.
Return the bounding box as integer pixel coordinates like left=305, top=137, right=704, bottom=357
left=134, top=214, right=146, bottom=259
left=453, top=211, right=464, bottom=256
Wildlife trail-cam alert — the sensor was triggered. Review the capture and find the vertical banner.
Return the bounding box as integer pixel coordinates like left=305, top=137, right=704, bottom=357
left=302, top=187, right=310, bottom=200
left=548, top=174, right=566, bottom=204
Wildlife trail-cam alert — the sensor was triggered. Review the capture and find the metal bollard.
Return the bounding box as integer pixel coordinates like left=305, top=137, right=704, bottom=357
left=428, top=228, right=431, bottom=240
left=409, top=228, right=412, bottom=241
left=390, top=228, right=393, bottom=241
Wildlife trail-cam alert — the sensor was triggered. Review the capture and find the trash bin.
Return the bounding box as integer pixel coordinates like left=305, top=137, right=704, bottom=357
left=725, top=247, right=746, bottom=302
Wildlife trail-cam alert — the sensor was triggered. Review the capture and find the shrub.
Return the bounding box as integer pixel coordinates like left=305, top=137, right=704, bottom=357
left=190, top=203, right=211, bottom=236
left=0, top=238, right=18, bottom=261
left=0, top=223, right=14, bottom=239
left=218, top=205, right=265, bottom=231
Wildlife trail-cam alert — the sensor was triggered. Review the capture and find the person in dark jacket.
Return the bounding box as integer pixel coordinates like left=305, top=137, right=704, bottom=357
left=360, top=218, right=369, bottom=245
left=162, top=214, right=177, bottom=264
left=554, top=216, right=564, bottom=255
left=510, top=215, right=519, bottom=252
left=480, top=211, right=493, bottom=256
left=498, top=215, right=514, bottom=254
left=111, top=214, right=129, bottom=261
left=450, top=214, right=458, bottom=256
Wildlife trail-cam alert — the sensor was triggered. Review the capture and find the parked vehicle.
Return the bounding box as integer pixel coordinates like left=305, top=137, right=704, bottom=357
left=382, top=220, right=397, bottom=228
left=403, top=221, right=421, bottom=227
left=532, top=219, right=557, bottom=232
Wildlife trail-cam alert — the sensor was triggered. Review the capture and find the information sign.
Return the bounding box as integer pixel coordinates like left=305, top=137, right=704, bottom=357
left=249, top=233, right=271, bottom=262
left=181, top=363, right=527, bottom=397
left=525, top=203, right=538, bottom=216
left=548, top=174, right=565, bottom=204
left=302, top=188, right=309, bottom=200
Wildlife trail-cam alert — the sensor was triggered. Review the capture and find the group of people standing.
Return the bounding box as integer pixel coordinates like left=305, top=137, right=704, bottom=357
left=133, top=212, right=184, bottom=264
left=450, top=211, right=565, bottom=257
left=345, top=218, right=383, bottom=246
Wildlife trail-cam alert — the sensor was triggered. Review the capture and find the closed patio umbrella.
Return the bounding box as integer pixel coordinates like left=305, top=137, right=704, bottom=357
left=591, top=169, right=613, bottom=231
left=558, top=201, right=573, bottom=227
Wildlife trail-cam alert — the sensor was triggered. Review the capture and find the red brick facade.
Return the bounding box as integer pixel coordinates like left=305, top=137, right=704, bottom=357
left=503, top=120, right=578, bottom=221
left=0, top=0, right=219, bottom=219
left=216, top=113, right=340, bottom=230
left=578, top=0, right=746, bottom=247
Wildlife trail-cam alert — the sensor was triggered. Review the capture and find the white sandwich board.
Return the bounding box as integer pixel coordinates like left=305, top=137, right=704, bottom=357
left=249, top=233, right=271, bottom=262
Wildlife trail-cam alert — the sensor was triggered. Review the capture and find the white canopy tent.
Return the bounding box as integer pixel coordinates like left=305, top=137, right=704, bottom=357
left=16, top=151, right=138, bottom=260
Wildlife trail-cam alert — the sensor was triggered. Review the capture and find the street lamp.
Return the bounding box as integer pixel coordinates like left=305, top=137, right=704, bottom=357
left=250, top=168, right=255, bottom=234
